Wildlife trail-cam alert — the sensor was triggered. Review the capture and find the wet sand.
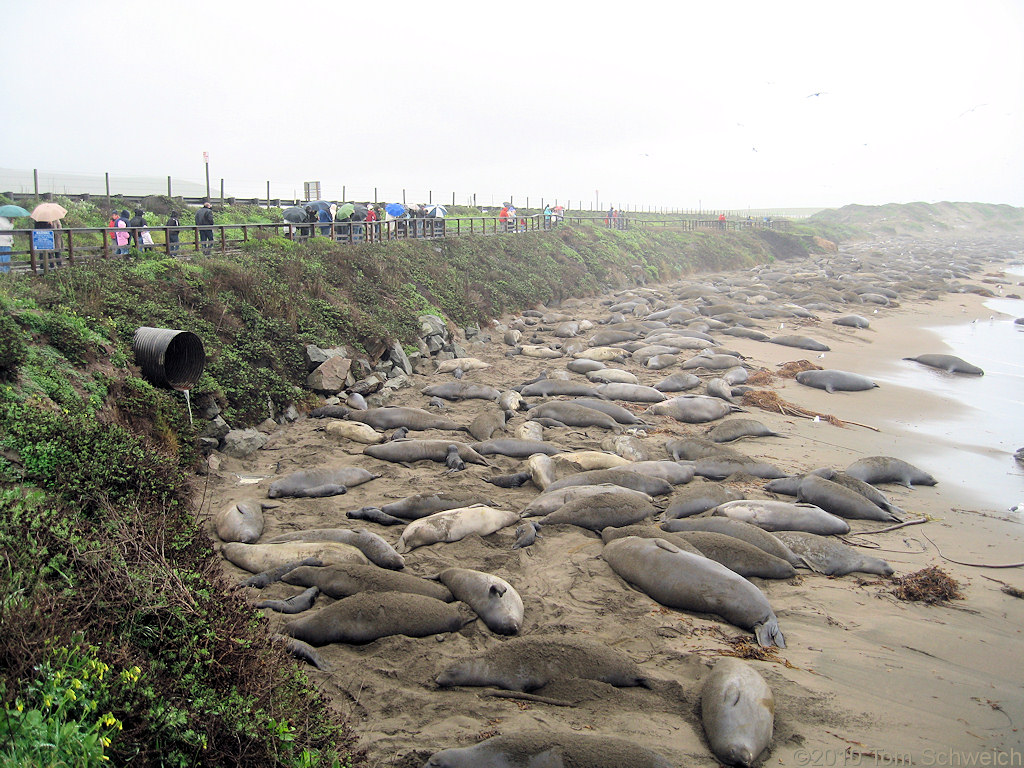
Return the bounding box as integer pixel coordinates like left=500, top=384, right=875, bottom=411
left=200, top=246, right=1024, bottom=767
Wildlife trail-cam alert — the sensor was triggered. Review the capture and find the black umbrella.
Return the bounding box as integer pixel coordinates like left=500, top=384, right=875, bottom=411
left=351, top=203, right=369, bottom=219
left=282, top=206, right=306, bottom=223
left=306, top=200, right=333, bottom=212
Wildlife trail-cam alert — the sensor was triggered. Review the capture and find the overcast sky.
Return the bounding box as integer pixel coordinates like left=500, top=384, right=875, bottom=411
left=3, top=0, right=1022, bottom=211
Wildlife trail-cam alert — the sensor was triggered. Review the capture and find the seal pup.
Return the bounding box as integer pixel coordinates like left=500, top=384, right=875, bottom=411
left=270, top=633, right=328, bottom=670
left=520, top=483, right=654, bottom=517
left=543, top=467, right=673, bottom=496
left=483, top=471, right=533, bottom=488
left=284, top=591, right=473, bottom=646
left=701, top=657, right=775, bottom=767
left=395, top=505, right=520, bottom=553
left=363, top=440, right=489, bottom=466
left=435, top=635, right=648, bottom=691
left=214, top=498, right=270, bottom=543
left=512, top=521, right=541, bottom=549
left=660, top=517, right=804, bottom=568
left=646, top=395, right=740, bottom=424
left=664, top=484, right=745, bottom=519
left=421, top=381, right=501, bottom=401
left=444, top=444, right=465, bottom=472
left=707, top=419, right=784, bottom=443
left=603, top=537, right=785, bottom=648
left=421, top=732, right=674, bottom=768
left=435, top=568, right=524, bottom=635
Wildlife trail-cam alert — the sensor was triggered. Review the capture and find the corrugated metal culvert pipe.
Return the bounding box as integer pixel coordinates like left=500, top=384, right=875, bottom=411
left=132, top=327, right=206, bottom=390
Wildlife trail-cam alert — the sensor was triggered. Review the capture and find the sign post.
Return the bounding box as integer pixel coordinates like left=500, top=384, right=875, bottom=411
left=203, top=151, right=211, bottom=200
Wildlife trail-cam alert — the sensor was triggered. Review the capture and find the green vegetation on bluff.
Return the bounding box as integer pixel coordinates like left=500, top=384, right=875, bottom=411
left=0, top=194, right=889, bottom=766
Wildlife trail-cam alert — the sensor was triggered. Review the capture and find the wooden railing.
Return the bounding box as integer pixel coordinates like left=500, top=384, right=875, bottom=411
left=0, top=215, right=779, bottom=275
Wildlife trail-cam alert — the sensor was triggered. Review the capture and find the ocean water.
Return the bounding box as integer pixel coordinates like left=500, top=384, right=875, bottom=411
left=870, top=268, right=1024, bottom=512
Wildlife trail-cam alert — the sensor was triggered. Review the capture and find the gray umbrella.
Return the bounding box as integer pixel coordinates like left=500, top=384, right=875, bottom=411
left=283, top=206, right=306, bottom=223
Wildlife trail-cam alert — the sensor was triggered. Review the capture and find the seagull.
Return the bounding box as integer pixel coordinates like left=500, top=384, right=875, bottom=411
left=817, top=353, right=826, bottom=359
left=779, top=322, right=785, bottom=329
left=806, top=91, right=827, bottom=98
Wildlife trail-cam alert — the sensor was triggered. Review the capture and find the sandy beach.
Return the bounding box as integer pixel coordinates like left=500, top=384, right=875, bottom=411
left=200, top=237, right=1024, bottom=768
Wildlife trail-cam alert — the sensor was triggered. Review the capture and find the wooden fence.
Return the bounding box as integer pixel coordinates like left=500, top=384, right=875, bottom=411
left=0, top=214, right=780, bottom=275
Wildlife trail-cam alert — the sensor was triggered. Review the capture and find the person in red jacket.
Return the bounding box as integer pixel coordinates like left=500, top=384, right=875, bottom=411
left=499, top=203, right=510, bottom=232
left=718, top=213, right=726, bottom=230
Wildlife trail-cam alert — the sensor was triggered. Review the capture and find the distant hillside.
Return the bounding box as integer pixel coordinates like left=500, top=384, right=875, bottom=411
left=806, top=201, right=1024, bottom=243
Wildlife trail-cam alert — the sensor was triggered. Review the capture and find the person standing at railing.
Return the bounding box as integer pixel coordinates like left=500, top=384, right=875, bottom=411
left=166, top=211, right=181, bottom=254
left=365, top=204, right=378, bottom=241
left=317, top=205, right=333, bottom=236
left=718, top=212, right=726, bottom=230
left=128, top=208, right=150, bottom=250
left=109, top=211, right=129, bottom=256
left=196, top=200, right=215, bottom=254
left=0, top=216, right=12, bottom=273
left=507, top=203, right=517, bottom=233
left=543, top=204, right=552, bottom=230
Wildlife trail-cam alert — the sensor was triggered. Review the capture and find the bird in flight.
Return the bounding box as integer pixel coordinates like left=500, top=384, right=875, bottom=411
left=806, top=91, right=827, bottom=98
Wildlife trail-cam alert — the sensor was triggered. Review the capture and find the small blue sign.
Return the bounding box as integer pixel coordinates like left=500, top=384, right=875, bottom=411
left=32, top=230, right=55, bottom=250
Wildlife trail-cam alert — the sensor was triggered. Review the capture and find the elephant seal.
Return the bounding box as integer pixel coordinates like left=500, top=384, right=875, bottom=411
left=236, top=557, right=323, bottom=589
left=346, top=506, right=405, bottom=526
left=395, top=505, right=520, bottom=553
left=470, top=438, right=564, bottom=458
left=283, top=563, right=454, bottom=602
left=707, top=419, right=784, bottom=443
left=436, top=357, right=490, bottom=373
left=603, top=537, right=785, bottom=647
left=833, top=314, right=870, bottom=328
left=773, top=531, right=895, bottom=576
left=714, top=499, right=850, bottom=535
left=347, top=406, right=466, bottom=432
left=381, top=491, right=491, bottom=520
left=512, top=521, right=541, bottom=549
left=422, top=732, right=673, bottom=768
left=701, top=657, right=775, bottom=768
left=796, top=474, right=900, bottom=522
left=363, top=440, right=490, bottom=466
left=904, top=353, right=984, bottom=375
left=323, top=420, right=384, bottom=444
left=222, top=541, right=369, bottom=573
left=706, top=377, right=739, bottom=403
left=255, top=586, right=320, bottom=614
left=595, top=383, right=668, bottom=403
left=267, top=528, right=404, bottom=569
left=528, top=453, right=558, bottom=490
left=646, top=354, right=678, bottom=370
left=552, top=450, right=633, bottom=473
left=845, top=456, right=937, bottom=487
left=571, top=397, right=649, bottom=425
left=664, top=484, right=745, bottom=519
left=690, top=458, right=789, bottom=480
left=445, top=444, right=465, bottom=471
left=435, top=635, right=648, bottom=691
left=540, top=490, right=657, bottom=531
left=661, top=517, right=804, bottom=568
left=284, top=591, right=473, bottom=646
left=467, top=409, right=511, bottom=442
left=666, top=436, right=744, bottom=461
left=344, top=391, right=368, bottom=410
left=567, top=358, right=607, bottom=374
left=722, top=366, right=749, bottom=385
left=519, top=380, right=603, bottom=398
left=544, top=467, right=673, bottom=496
left=672, top=531, right=796, bottom=579
left=599, top=524, right=705, bottom=555
left=519, top=344, right=563, bottom=359
left=310, top=404, right=351, bottom=419
left=621, top=460, right=695, bottom=485
left=421, top=382, right=501, bottom=401
left=587, top=368, right=640, bottom=385
left=769, top=334, right=830, bottom=352
left=527, top=401, right=622, bottom=430
left=589, top=329, right=641, bottom=346
left=646, top=395, right=740, bottom=423
left=214, top=499, right=269, bottom=543
left=796, top=369, right=879, bottom=393
left=498, top=390, right=528, bottom=413
left=574, top=346, right=628, bottom=362
left=436, top=568, right=524, bottom=635
left=520, top=483, right=654, bottom=517
left=655, top=372, right=702, bottom=392
left=514, top=420, right=545, bottom=441
left=267, top=467, right=379, bottom=498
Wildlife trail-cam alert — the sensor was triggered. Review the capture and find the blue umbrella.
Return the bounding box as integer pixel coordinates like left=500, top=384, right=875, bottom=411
left=0, top=204, right=30, bottom=217
left=306, top=200, right=333, bottom=212
left=385, top=203, right=406, bottom=217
